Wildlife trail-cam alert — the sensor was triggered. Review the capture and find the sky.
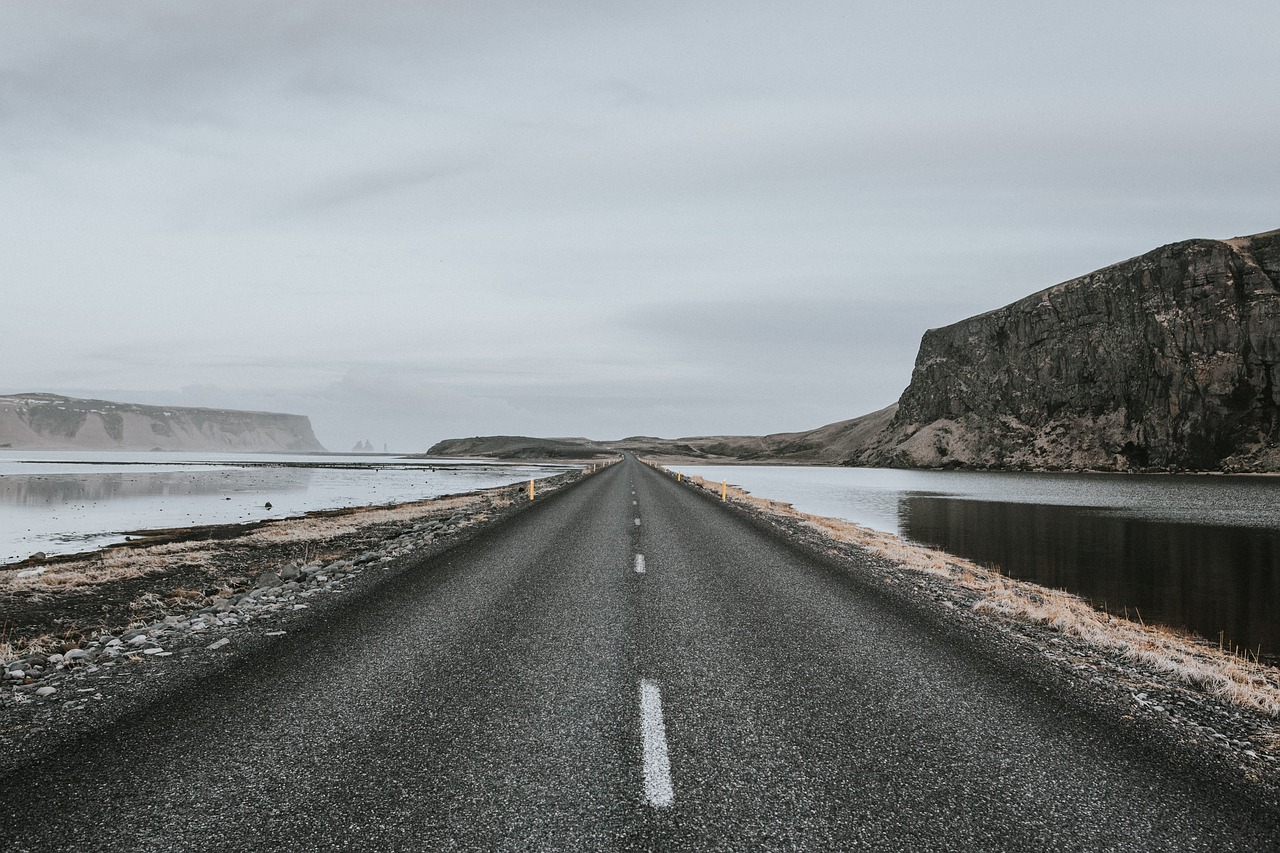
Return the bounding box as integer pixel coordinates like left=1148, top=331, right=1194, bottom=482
left=3, top=2, right=1278, bottom=452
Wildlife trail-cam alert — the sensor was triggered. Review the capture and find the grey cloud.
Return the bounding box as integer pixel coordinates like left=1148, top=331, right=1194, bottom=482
left=4, top=2, right=1279, bottom=449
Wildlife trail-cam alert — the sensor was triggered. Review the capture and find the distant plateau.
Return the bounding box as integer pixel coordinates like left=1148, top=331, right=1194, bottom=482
left=0, top=394, right=325, bottom=453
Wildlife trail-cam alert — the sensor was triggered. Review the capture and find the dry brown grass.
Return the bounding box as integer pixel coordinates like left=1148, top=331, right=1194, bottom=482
left=0, top=491, right=502, bottom=601
left=0, top=622, right=15, bottom=665
left=0, top=542, right=212, bottom=599
left=655, top=462, right=1280, bottom=717
left=241, top=493, right=489, bottom=545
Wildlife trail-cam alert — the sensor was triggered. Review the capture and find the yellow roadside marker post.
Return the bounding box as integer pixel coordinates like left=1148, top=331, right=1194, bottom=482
left=721, top=480, right=727, bottom=501
left=677, top=472, right=681, bottom=483
left=529, top=479, right=535, bottom=500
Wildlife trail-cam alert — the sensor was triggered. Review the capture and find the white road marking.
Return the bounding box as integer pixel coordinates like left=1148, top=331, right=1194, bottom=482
left=634, top=517, right=641, bottom=526
left=633, top=500, right=637, bottom=505
left=634, top=553, right=646, bottom=573
left=639, top=680, right=674, bottom=807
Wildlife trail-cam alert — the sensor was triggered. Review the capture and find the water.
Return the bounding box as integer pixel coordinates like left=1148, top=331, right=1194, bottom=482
left=0, top=451, right=573, bottom=564
left=672, top=465, right=1280, bottom=659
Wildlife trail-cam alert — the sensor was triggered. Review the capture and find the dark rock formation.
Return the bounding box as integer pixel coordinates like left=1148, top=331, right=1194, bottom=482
left=856, top=228, right=1280, bottom=471
left=0, top=394, right=325, bottom=452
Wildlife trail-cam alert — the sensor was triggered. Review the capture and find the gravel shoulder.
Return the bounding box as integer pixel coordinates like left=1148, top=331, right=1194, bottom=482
left=0, top=466, right=593, bottom=776
left=644, top=460, right=1280, bottom=804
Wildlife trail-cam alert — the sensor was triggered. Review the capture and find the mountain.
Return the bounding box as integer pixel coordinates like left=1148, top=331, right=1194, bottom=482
left=431, top=228, right=1280, bottom=473
left=424, top=406, right=898, bottom=464
left=0, top=394, right=325, bottom=452
left=855, top=228, right=1280, bottom=471
left=608, top=406, right=898, bottom=463
left=424, top=435, right=616, bottom=460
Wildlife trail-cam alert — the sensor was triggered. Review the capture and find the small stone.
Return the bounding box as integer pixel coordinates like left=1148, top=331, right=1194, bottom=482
left=206, top=638, right=230, bottom=651
left=265, top=631, right=286, bottom=637
left=255, top=572, right=281, bottom=589
left=64, top=649, right=90, bottom=663
left=127, top=634, right=150, bottom=646
left=280, top=564, right=301, bottom=581
left=35, top=686, right=56, bottom=697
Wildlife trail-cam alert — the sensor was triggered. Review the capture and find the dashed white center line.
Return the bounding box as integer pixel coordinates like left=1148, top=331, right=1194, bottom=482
left=634, top=553, right=646, bottom=573
left=639, top=679, right=674, bottom=807
left=634, top=517, right=641, bottom=526
left=633, top=500, right=637, bottom=505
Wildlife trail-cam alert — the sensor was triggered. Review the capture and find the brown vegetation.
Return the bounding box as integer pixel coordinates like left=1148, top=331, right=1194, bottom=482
left=660, top=464, right=1280, bottom=718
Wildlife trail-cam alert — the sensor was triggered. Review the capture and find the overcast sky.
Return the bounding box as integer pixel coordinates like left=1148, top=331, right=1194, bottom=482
left=3, top=2, right=1278, bottom=451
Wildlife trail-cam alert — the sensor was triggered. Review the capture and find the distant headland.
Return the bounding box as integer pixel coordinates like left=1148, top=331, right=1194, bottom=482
left=0, top=393, right=325, bottom=453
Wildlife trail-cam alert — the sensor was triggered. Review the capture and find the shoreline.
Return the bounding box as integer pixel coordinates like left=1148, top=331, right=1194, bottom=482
left=641, top=458, right=1280, bottom=788
left=641, top=454, right=1280, bottom=476
left=5, top=454, right=1279, bottom=794
left=0, top=465, right=598, bottom=773
left=1, top=456, right=577, bottom=568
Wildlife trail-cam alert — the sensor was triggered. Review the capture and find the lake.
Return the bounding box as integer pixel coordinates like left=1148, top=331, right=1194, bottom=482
left=670, top=465, right=1280, bottom=661
left=0, top=451, right=572, bottom=565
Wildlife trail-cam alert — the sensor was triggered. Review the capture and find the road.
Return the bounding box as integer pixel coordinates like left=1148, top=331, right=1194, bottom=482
left=2, top=455, right=1277, bottom=851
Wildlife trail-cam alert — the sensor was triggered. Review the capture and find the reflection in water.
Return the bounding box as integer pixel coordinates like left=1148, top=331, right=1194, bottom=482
left=0, top=456, right=567, bottom=564
left=900, top=496, right=1280, bottom=660
left=0, top=469, right=311, bottom=505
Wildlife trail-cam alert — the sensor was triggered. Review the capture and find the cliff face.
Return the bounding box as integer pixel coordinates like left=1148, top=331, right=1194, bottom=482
left=857, top=229, right=1280, bottom=471
left=0, top=394, right=325, bottom=452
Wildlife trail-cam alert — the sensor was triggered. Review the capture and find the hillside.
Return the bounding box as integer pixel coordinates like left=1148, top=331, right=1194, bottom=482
left=425, top=406, right=897, bottom=464
left=856, top=228, right=1280, bottom=471
left=431, top=228, right=1280, bottom=472
left=423, top=435, right=615, bottom=460
left=0, top=394, right=325, bottom=452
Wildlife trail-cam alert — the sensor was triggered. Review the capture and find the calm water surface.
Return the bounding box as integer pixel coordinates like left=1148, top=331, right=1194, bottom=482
left=673, top=465, right=1280, bottom=659
left=0, top=451, right=571, bottom=564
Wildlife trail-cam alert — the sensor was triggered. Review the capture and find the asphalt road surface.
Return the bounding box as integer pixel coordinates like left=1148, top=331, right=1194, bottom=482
left=2, top=455, right=1278, bottom=851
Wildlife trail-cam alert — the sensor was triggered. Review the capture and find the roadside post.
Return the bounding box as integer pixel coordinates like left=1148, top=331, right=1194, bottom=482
left=721, top=480, right=726, bottom=500
left=529, top=479, right=535, bottom=500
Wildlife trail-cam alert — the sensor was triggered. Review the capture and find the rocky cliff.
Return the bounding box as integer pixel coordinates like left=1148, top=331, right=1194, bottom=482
left=0, top=394, right=325, bottom=452
left=856, top=228, right=1280, bottom=471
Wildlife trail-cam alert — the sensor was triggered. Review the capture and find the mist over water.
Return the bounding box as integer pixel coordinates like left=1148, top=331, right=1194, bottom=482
left=674, top=465, right=1280, bottom=660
